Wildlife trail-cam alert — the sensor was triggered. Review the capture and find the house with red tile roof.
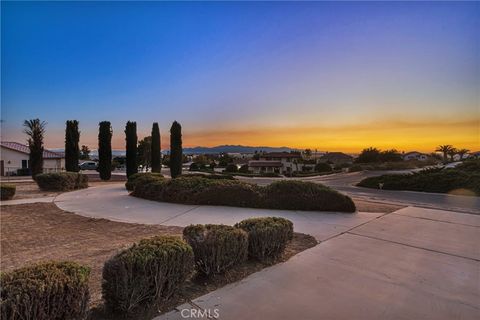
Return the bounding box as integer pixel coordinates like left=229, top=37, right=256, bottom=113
left=0, top=141, right=65, bottom=176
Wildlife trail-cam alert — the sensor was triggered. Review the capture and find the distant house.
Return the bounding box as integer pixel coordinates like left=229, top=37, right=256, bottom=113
left=248, top=152, right=305, bottom=174
left=318, top=152, right=353, bottom=164
left=403, top=151, right=428, bottom=161
left=0, top=141, right=65, bottom=176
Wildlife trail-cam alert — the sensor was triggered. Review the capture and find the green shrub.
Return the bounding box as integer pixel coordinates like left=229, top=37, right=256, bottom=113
left=125, top=172, right=164, bottom=191
left=181, top=173, right=235, bottom=180
left=0, top=261, right=90, bottom=320
left=235, top=217, right=293, bottom=262
left=102, top=235, right=193, bottom=314
left=239, top=164, right=250, bottom=173
left=348, top=164, right=363, bottom=172
left=224, top=164, right=238, bottom=173
left=133, top=176, right=356, bottom=212
left=315, top=162, right=332, bottom=173
left=183, top=224, right=248, bottom=276
left=456, top=159, right=480, bottom=172
left=263, top=180, right=356, bottom=212
left=189, top=162, right=199, bottom=171
left=35, top=172, right=88, bottom=191
left=0, top=184, right=16, bottom=200
left=357, top=169, right=480, bottom=195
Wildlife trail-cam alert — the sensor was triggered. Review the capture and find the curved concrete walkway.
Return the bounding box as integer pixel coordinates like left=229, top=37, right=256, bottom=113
left=55, top=184, right=383, bottom=241
left=54, top=185, right=480, bottom=320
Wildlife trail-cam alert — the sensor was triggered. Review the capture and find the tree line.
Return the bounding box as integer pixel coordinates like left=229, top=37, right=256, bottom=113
left=23, top=119, right=183, bottom=179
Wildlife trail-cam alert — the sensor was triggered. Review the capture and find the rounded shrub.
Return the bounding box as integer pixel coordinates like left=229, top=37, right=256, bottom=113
left=263, top=180, right=356, bottom=212
left=183, top=224, right=248, bottom=276
left=102, top=236, right=193, bottom=314
left=195, top=180, right=264, bottom=207
left=348, top=164, right=363, bottom=172
left=35, top=172, right=88, bottom=191
left=0, top=184, right=16, bottom=200
left=0, top=261, right=90, bottom=320
left=315, top=162, right=333, bottom=173
left=125, top=172, right=164, bottom=191
left=235, top=217, right=293, bottom=262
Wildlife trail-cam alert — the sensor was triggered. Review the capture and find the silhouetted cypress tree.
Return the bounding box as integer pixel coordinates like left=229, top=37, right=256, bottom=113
left=125, top=121, right=138, bottom=178
left=23, top=119, right=46, bottom=179
left=151, top=123, right=161, bottom=173
left=169, top=121, right=182, bottom=178
left=65, top=120, right=80, bottom=172
left=98, top=121, right=112, bottom=180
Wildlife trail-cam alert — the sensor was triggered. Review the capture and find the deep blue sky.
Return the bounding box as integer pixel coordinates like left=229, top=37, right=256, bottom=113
left=1, top=1, right=479, bottom=151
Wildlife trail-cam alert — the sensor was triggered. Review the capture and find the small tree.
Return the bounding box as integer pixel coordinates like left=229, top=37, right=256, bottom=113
left=65, top=120, right=80, bottom=172
left=170, top=121, right=182, bottom=178
left=23, top=119, right=46, bottom=179
left=138, top=136, right=152, bottom=171
left=125, top=121, right=138, bottom=178
left=80, top=145, right=91, bottom=160
left=356, top=147, right=381, bottom=163
left=98, top=121, right=112, bottom=180
left=151, top=123, right=161, bottom=173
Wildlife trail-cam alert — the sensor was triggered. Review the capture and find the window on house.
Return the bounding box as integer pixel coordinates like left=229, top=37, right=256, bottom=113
left=22, top=160, right=28, bottom=168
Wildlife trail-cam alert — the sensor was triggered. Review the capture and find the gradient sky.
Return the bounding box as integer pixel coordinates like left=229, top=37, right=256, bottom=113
left=1, top=1, right=479, bottom=152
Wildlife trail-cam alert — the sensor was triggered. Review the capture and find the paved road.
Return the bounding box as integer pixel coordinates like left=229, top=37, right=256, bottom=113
left=236, top=171, right=480, bottom=214
left=53, top=185, right=480, bottom=320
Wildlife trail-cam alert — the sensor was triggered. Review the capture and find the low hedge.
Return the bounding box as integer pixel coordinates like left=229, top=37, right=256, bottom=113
left=235, top=217, right=293, bottom=262
left=357, top=169, right=480, bottom=195
left=134, top=176, right=264, bottom=208
left=125, top=172, right=164, bottom=191
left=102, top=235, right=193, bottom=314
left=180, top=173, right=235, bottom=180
left=35, top=172, right=88, bottom=191
left=0, top=184, right=16, bottom=200
left=133, top=176, right=356, bottom=212
left=263, top=181, right=356, bottom=212
left=0, top=261, right=90, bottom=320
left=183, top=224, right=248, bottom=276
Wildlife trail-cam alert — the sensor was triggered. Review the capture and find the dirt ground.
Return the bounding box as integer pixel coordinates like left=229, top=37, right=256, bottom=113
left=352, top=198, right=405, bottom=213
left=1, top=202, right=317, bottom=319
left=0, top=203, right=182, bottom=305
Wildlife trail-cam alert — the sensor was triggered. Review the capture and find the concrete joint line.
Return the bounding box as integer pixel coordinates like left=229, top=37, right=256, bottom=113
left=347, top=231, right=480, bottom=262
left=391, top=212, right=480, bottom=228
left=158, top=206, right=200, bottom=225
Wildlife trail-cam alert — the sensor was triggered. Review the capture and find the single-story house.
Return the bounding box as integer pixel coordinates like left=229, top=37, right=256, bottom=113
left=403, top=151, right=428, bottom=161
left=248, top=160, right=283, bottom=174
left=0, top=141, right=65, bottom=176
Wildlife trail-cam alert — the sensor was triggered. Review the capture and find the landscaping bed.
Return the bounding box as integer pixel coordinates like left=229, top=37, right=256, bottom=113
left=131, top=175, right=356, bottom=212
left=1, top=203, right=317, bottom=319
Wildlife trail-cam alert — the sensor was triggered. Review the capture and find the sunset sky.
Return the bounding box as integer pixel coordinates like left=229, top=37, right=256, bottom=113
left=1, top=1, right=479, bottom=153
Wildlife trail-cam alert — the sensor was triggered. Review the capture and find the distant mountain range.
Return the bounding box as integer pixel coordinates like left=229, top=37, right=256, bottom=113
left=182, top=145, right=296, bottom=154
left=49, top=145, right=297, bottom=156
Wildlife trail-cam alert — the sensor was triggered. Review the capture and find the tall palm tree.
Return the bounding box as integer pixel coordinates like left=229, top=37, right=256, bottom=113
left=457, top=148, right=470, bottom=160
left=23, top=119, right=46, bottom=178
left=435, top=145, right=453, bottom=162
left=447, top=148, right=458, bottom=162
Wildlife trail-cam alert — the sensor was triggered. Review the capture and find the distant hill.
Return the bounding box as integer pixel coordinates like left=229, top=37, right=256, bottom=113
left=182, top=145, right=296, bottom=154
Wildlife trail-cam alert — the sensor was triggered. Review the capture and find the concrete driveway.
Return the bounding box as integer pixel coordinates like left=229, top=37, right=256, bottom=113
left=54, top=184, right=480, bottom=320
